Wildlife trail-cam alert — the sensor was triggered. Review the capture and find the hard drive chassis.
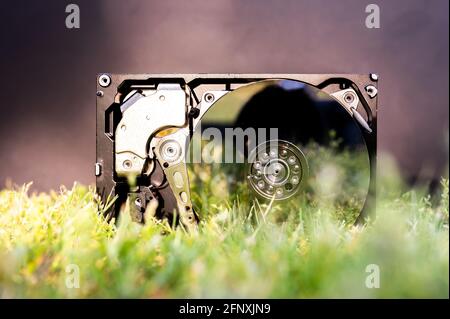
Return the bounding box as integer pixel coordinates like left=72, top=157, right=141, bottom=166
left=96, top=74, right=377, bottom=231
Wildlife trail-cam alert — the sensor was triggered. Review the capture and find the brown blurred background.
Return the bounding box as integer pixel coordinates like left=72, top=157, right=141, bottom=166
left=0, top=0, right=448, bottom=190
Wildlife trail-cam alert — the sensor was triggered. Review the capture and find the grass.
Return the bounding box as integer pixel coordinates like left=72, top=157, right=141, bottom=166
left=0, top=157, right=448, bottom=298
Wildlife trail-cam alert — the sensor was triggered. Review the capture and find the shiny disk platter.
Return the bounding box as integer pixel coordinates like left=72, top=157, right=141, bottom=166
left=188, top=79, right=372, bottom=224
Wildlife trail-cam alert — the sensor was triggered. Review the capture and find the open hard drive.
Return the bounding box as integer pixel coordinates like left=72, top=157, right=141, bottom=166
left=96, top=74, right=377, bottom=231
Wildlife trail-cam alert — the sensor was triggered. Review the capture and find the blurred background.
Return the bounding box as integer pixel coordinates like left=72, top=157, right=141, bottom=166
left=0, top=0, right=448, bottom=191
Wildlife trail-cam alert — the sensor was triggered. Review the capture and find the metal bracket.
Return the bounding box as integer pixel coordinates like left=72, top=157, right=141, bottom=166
left=331, top=88, right=372, bottom=133
left=153, top=129, right=198, bottom=232
left=114, top=83, right=187, bottom=177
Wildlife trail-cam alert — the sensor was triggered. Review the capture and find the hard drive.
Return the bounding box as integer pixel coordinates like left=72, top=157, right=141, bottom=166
left=96, top=74, right=377, bottom=231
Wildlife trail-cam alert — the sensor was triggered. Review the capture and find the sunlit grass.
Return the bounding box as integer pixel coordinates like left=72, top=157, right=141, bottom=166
left=0, top=158, right=448, bottom=298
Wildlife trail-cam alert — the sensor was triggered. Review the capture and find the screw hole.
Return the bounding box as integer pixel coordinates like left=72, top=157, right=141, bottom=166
left=123, top=160, right=132, bottom=169
left=344, top=93, right=354, bottom=103
left=204, top=93, right=215, bottom=103
left=163, top=162, right=169, bottom=168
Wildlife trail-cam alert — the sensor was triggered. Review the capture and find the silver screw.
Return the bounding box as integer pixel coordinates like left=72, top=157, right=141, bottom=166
left=161, top=140, right=181, bottom=162
left=370, top=73, right=379, bottom=81
left=344, top=92, right=356, bottom=104
left=204, top=93, right=215, bottom=103
left=365, top=85, right=378, bottom=98
left=98, top=74, right=111, bottom=87
left=96, top=90, right=104, bottom=97
left=123, top=160, right=132, bottom=169
left=135, top=198, right=142, bottom=207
